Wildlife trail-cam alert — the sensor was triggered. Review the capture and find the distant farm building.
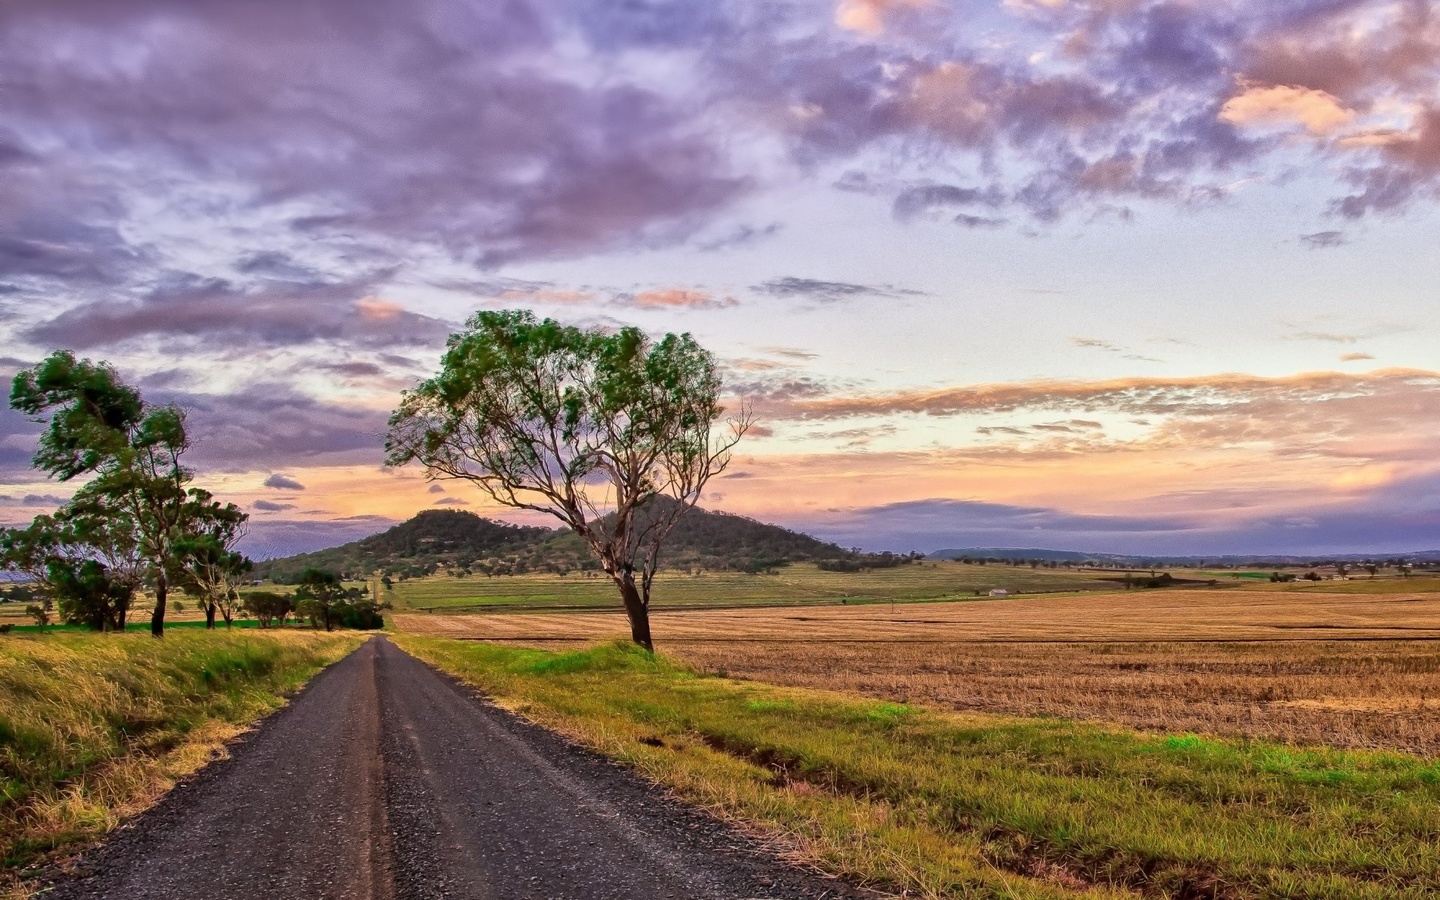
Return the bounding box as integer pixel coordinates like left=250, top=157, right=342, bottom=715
left=988, top=588, right=1009, bottom=597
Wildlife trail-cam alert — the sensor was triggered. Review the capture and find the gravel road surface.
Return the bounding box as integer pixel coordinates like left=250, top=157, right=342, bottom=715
left=43, top=636, right=875, bottom=900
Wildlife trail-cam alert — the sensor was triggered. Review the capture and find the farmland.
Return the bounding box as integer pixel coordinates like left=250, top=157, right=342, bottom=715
left=393, top=582, right=1440, bottom=756
left=389, top=571, right=1440, bottom=897
left=380, top=560, right=1139, bottom=611
left=379, top=560, right=1440, bottom=612
left=390, top=582, right=1440, bottom=643
left=400, top=636, right=1440, bottom=899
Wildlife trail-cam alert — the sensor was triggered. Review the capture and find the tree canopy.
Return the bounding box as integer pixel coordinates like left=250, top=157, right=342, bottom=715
left=386, top=310, right=748, bottom=649
left=5, top=351, right=250, bottom=634
left=172, top=491, right=251, bottom=628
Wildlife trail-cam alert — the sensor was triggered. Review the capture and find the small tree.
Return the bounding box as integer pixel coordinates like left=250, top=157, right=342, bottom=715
left=173, top=491, right=250, bottom=628
left=1, top=506, right=141, bottom=632
left=386, top=310, right=748, bottom=650
left=25, top=599, right=52, bottom=629
left=293, top=567, right=361, bottom=632
left=49, top=560, right=134, bottom=630
left=243, top=591, right=294, bottom=628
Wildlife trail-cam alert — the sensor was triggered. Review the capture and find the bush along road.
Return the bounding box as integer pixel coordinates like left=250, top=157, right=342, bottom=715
left=38, top=637, right=873, bottom=900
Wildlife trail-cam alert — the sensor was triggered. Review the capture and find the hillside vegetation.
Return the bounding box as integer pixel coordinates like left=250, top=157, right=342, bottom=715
left=256, top=502, right=873, bottom=583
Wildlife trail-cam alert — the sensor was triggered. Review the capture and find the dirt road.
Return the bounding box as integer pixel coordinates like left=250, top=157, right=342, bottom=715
left=45, top=637, right=868, bottom=900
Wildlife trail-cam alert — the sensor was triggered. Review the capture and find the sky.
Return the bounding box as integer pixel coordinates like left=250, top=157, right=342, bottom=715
left=1, top=0, right=1439, bottom=558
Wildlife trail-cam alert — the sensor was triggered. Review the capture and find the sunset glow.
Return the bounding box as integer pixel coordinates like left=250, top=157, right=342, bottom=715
left=2, top=0, right=1438, bottom=557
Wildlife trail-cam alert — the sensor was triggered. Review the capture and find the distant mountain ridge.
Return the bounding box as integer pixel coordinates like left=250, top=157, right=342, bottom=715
left=253, top=504, right=852, bottom=582
left=929, top=547, right=1440, bottom=565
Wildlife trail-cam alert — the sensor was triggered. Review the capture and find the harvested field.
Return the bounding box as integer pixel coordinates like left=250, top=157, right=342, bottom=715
left=381, top=561, right=1188, bottom=611
left=391, top=587, right=1440, bottom=642
left=401, top=637, right=1440, bottom=900
left=671, top=640, right=1440, bottom=757
left=392, top=589, right=1440, bottom=756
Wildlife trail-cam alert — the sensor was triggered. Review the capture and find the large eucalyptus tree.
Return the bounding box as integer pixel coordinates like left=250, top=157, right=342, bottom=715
left=386, top=310, right=749, bottom=650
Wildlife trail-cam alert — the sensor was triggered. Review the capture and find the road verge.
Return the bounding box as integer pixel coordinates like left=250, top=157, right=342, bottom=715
left=1, top=630, right=362, bottom=891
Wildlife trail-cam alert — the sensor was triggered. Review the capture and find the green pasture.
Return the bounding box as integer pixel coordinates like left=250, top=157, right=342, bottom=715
left=382, top=561, right=1134, bottom=612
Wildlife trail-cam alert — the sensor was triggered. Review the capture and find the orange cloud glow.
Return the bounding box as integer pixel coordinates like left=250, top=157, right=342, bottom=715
left=628, top=288, right=736, bottom=310
left=355, top=297, right=405, bottom=321
left=836, top=0, right=932, bottom=34
left=758, top=368, right=1440, bottom=422
left=1219, top=81, right=1355, bottom=135
left=232, top=361, right=1440, bottom=550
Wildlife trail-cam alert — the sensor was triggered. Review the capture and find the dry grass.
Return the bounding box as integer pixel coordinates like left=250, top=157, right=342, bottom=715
left=391, top=586, right=1440, bottom=642
left=671, top=640, right=1440, bottom=757
left=0, top=630, right=360, bottom=885
left=393, top=589, right=1440, bottom=755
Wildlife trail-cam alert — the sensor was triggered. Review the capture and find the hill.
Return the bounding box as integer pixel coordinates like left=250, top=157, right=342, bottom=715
left=254, top=510, right=555, bottom=582
left=253, top=503, right=861, bottom=582
left=628, top=495, right=849, bottom=570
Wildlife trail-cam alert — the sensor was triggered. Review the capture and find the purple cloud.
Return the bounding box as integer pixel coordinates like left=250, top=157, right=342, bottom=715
left=0, top=0, right=1435, bottom=329
left=24, top=272, right=449, bottom=352
left=0, top=0, right=746, bottom=280
left=0, top=493, right=69, bottom=508
left=1300, top=230, right=1347, bottom=249
left=157, top=385, right=390, bottom=471
left=791, top=492, right=1440, bottom=557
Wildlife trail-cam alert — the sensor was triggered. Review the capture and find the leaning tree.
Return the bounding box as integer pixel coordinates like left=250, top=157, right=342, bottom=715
left=386, top=310, right=749, bottom=650
left=10, top=351, right=196, bottom=636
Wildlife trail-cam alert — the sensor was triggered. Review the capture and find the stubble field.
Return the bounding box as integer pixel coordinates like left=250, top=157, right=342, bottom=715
left=394, top=585, right=1440, bottom=755
left=382, top=561, right=1215, bottom=611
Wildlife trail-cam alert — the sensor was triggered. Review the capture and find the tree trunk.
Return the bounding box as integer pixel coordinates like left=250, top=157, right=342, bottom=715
left=205, top=601, right=217, bottom=629
left=151, top=570, right=167, bottom=637
left=613, top=572, right=653, bottom=652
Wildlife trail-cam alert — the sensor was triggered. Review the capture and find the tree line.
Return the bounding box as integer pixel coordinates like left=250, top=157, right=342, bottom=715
left=9, top=309, right=746, bottom=649
left=0, top=352, right=382, bottom=634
